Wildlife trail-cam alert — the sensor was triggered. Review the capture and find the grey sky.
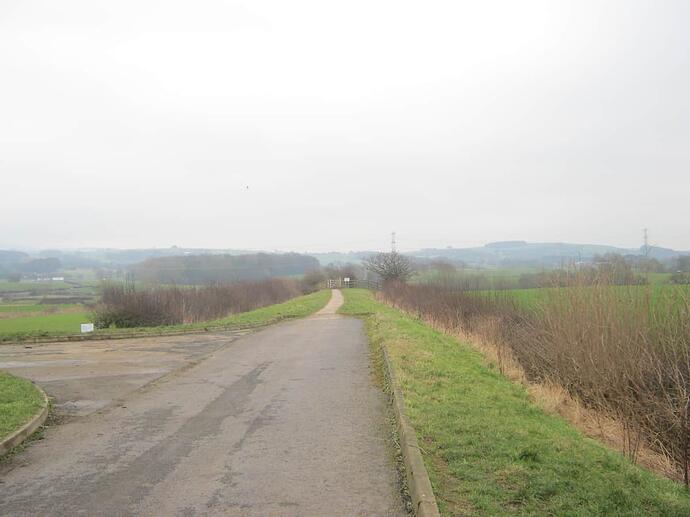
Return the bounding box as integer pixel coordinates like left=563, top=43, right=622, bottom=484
left=1, top=1, right=689, bottom=252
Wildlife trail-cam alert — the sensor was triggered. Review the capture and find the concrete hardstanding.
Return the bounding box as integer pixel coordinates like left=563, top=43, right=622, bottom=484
left=0, top=291, right=405, bottom=516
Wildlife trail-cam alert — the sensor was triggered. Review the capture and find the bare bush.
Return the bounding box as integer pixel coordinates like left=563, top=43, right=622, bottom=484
left=363, top=252, right=413, bottom=283
left=93, top=278, right=303, bottom=328
left=382, top=278, right=690, bottom=484
left=301, top=269, right=326, bottom=292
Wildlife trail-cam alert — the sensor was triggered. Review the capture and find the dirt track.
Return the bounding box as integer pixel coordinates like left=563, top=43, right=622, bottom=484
left=0, top=290, right=405, bottom=516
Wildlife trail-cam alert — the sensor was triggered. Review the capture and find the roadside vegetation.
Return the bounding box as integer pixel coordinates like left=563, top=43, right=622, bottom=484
left=340, top=288, right=690, bottom=516
left=384, top=277, right=690, bottom=485
left=0, top=288, right=330, bottom=342
left=0, top=372, right=45, bottom=440
left=93, top=278, right=306, bottom=328
left=0, top=262, right=330, bottom=340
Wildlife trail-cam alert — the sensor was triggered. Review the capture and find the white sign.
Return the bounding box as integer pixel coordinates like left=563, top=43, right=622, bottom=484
left=344, top=277, right=350, bottom=282
left=80, top=323, right=95, bottom=333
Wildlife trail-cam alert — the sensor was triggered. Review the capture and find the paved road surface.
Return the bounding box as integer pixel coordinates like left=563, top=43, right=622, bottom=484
left=0, top=290, right=405, bottom=516
left=0, top=330, right=251, bottom=417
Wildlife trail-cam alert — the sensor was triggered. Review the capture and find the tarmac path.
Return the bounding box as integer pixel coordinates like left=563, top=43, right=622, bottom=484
left=0, top=290, right=405, bottom=516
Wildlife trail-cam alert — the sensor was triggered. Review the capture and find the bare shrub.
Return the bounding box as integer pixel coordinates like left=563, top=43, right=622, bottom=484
left=301, top=270, right=326, bottom=292
left=382, top=278, right=690, bottom=484
left=363, top=252, right=413, bottom=283
left=93, top=278, right=303, bottom=328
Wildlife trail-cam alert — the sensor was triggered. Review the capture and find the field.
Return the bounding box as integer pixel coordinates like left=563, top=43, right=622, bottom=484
left=477, top=283, right=690, bottom=312
left=415, top=268, right=674, bottom=290
left=0, top=311, right=91, bottom=337
left=0, top=289, right=330, bottom=342
left=0, top=278, right=98, bottom=303
left=0, top=303, right=84, bottom=315
left=0, top=280, right=93, bottom=340
left=0, top=372, right=45, bottom=440
left=0, top=281, right=72, bottom=292
left=340, top=288, right=690, bottom=516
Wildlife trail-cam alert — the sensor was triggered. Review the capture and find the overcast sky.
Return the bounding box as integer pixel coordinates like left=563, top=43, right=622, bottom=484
left=1, top=1, right=688, bottom=252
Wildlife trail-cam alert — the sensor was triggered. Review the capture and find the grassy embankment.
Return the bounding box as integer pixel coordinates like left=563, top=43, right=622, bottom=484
left=339, top=288, right=690, bottom=516
left=0, top=373, right=45, bottom=441
left=0, top=289, right=331, bottom=342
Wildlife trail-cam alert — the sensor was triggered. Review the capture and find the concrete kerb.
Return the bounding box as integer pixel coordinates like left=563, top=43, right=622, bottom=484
left=0, top=382, right=49, bottom=456
left=381, top=346, right=441, bottom=517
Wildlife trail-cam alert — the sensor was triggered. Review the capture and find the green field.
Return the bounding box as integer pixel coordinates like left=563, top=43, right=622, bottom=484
left=0, top=289, right=331, bottom=342
left=0, top=372, right=45, bottom=440
left=481, top=284, right=690, bottom=313
left=415, top=269, right=675, bottom=290
left=0, top=303, right=81, bottom=313
left=413, top=267, right=534, bottom=288
left=0, top=281, right=72, bottom=292
left=339, top=289, right=690, bottom=516
left=0, top=311, right=91, bottom=336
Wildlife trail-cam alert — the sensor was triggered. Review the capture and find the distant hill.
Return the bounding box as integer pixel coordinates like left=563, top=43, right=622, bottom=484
left=130, top=253, right=319, bottom=284
left=0, top=250, right=29, bottom=266
left=3, top=240, right=689, bottom=274
left=44, top=247, right=260, bottom=267
left=310, top=251, right=376, bottom=266
left=410, top=242, right=688, bottom=267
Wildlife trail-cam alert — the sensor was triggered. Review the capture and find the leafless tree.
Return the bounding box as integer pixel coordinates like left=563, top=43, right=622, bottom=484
left=363, top=252, right=413, bottom=283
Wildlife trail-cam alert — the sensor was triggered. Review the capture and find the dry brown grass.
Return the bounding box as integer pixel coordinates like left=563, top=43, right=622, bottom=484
left=381, top=279, right=690, bottom=484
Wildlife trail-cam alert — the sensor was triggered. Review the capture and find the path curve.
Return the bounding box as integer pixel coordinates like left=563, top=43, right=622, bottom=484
left=0, top=290, right=405, bottom=516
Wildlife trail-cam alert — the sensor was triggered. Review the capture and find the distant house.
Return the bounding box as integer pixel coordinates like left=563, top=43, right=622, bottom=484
left=51, top=276, right=65, bottom=281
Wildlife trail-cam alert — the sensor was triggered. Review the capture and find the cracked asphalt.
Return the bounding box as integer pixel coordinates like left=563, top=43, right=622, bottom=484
left=0, top=290, right=405, bottom=516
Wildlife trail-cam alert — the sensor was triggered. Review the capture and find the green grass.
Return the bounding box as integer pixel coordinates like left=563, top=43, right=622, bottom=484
left=189, top=289, right=331, bottom=329
left=0, top=311, right=90, bottom=336
left=645, top=272, right=673, bottom=285
left=0, top=290, right=331, bottom=342
left=339, top=288, right=690, bottom=516
left=474, top=284, right=690, bottom=313
left=0, top=303, right=80, bottom=313
left=0, top=304, right=47, bottom=313
left=0, top=372, right=45, bottom=440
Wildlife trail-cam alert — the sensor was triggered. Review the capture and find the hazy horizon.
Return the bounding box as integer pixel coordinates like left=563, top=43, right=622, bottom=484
left=4, top=237, right=686, bottom=256
left=2, top=1, right=689, bottom=252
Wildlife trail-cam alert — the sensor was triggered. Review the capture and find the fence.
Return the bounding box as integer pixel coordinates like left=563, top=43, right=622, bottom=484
left=326, top=278, right=381, bottom=290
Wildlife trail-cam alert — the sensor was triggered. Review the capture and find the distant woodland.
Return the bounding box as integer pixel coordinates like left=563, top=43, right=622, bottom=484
left=130, top=253, right=319, bottom=284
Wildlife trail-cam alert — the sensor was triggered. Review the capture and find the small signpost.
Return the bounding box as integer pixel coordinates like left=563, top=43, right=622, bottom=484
left=80, top=323, right=94, bottom=333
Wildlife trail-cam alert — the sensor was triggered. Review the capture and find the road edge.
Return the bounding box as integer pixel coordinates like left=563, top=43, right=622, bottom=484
left=0, top=382, right=49, bottom=456
left=381, top=346, right=441, bottom=517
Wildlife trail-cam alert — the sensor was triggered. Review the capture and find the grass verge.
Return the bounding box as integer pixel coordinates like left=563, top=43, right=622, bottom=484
left=339, top=288, right=690, bottom=516
left=0, top=289, right=331, bottom=343
left=0, top=372, right=45, bottom=440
